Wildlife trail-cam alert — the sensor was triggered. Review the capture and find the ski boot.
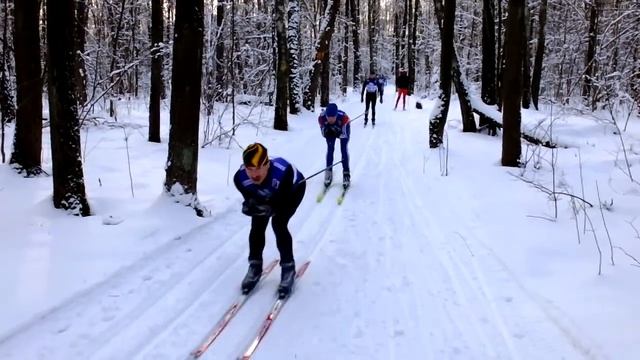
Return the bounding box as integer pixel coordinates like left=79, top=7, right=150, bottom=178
left=278, top=262, right=296, bottom=299
left=241, top=260, right=262, bottom=294
left=324, top=169, right=333, bottom=187
left=343, top=171, right=351, bottom=189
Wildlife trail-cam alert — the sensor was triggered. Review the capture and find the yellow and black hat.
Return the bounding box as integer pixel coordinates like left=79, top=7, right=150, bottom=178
left=242, top=143, right=269, bottom=167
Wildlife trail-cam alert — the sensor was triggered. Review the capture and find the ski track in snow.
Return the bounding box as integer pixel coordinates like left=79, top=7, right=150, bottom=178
left=0, top=208, right=249, bottom=359
left=241, top=107, right=597, bottom=360
left=0, top=103, right=604, bottom=360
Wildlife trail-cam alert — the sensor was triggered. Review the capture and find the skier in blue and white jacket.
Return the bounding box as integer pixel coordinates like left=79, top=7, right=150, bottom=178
left=360, top=72, right=384, bottom=127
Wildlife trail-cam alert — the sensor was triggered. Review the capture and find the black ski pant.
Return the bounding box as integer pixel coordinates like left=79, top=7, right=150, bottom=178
left=364, top=92, right=377, bottom=124
left=248, top=182, right=306, bottom=264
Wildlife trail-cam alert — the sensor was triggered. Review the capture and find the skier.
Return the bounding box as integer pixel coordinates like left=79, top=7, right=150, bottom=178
left=318, top=103, right=351, bottom=189
left=395, top=68, right=411, bottom=111
left=361, top=72, right=384, bottom=127
left=377, top=73, right=387, bottom=87
left=234, top=143, right=306, bottom=298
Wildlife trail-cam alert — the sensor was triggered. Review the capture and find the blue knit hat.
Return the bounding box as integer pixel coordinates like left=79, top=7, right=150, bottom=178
left=325, top=103, right=338, bottom=117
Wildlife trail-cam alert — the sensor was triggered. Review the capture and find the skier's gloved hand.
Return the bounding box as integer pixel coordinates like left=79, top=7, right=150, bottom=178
left=380, top=98, right=383, bottom=104
left=242, top=199, right=272, bottom=217
left=252, top=204, right=272, bottom=217
left=241, top=199, right=257, bottom=216
left=360, top=97, right=364, bottom=103
left=323, top=125, right=340, bottom=138
left=330, top=125, right=342, bottom=137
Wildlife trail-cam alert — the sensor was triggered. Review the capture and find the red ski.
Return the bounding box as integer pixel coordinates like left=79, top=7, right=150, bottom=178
left=189, top=259, right=279, bottom=359
left=239, top=261, right=311, bottom=360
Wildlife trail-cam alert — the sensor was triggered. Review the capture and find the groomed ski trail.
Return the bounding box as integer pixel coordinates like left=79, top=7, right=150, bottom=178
left=241, top=102, right=599, bottom=360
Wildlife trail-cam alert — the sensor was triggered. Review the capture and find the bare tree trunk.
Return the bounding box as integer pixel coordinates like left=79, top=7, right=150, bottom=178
left=319, top=0, right=331, bottom=107
left=408, top=0, right=418, bottom=95
left=165, top=0, right=174, bottom=45
left=287, top=0, right=301, bottom=113
left=164, top=0, right=205, bottom=216
left=108, top=0, right=127, bottom=118
left=46, top=0, right=91, bottom=216
left=530, top=0, right=547, bottom=110
left=394, top=9, right=400, bottom=73
left=433, top=0, right=475, bottom=132
left=350, top=0, right=361, bottom=90
left=214, top=3, right=225, bottom=102
left=501, top=0, right=525, bottom=167
left=429, top=0, right=454, bottom=148
left=340, top=0, right=349, bottom=96
left=320, top=58, right=330, bottom=106
left=521, top=4, right=531, bottom=109
left=11, top=0, right=43, bottom=175
left=73, top=0, right=88, bottom=105
left=302, top=0, right=340, bottom=111
left=452, top=59, right=477, bottom=132
left=0, top=0, right=16, bottom=126
left=464, top=5, right=477, bottom=80
left=149, top=0, right=164, bottom=143
left=368, top=0, right=378, bottom=73
left=582, top=0, right=600, bottom=108
left=633, top=40, right=640, bottom=105
left=274, top=0, right=289, bottom=130
left=130, top=4, right=140, bottom=97
left=496, top=0, right=503, bottom=110
left=401, top=0, right=408, bottom=67
left=480, top=0, right=497, bottom=131
left=203, top=6, right=215, bottom=116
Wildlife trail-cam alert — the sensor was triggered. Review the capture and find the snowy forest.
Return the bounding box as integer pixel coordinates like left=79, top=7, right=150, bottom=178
left=1, top=0, right=639, bottom=215
left=2, top=1, right=640, bottom=359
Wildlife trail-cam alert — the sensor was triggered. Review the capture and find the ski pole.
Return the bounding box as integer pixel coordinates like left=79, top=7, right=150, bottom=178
left=298, top=161, right=343, bottom=184
left=350, top=112, right=365, bottom=123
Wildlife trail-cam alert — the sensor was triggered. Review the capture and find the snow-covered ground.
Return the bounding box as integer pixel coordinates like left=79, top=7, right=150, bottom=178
left=1, top=90, right=639, bottom=359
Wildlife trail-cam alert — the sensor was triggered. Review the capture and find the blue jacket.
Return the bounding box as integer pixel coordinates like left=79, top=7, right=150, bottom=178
left=234, top=157, right=304, bottom=212
left=318, top=110, right=351, bottom=139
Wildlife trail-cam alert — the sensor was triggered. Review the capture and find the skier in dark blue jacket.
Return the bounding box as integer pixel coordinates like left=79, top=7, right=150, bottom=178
left=361, top=73, right=384, bottom=127
left=318, top=103, right=351, bottom=189
left=234, top=143, right=306, bottom=298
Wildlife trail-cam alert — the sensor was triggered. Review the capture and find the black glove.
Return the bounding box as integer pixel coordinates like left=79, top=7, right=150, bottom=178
left=380, top=98, right=383, bottom=104
left=361, top=97, right=364, bottom=103
left=323, top=126, right=340, bottom=138
left=242, top=199, right=273, bottom=217
left=330, top=125, right=342, bottom=137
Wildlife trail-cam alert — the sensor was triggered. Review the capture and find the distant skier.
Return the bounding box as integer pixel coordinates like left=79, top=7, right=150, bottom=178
left=377, top=73, right=388, bottom=87
left=395, top=68, right=411, bottom=111
left=361, top=72, right=384, bottom=127
left=234, top=143, right=306, bottom=298
left=318, top=103, right=351, bottom=189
